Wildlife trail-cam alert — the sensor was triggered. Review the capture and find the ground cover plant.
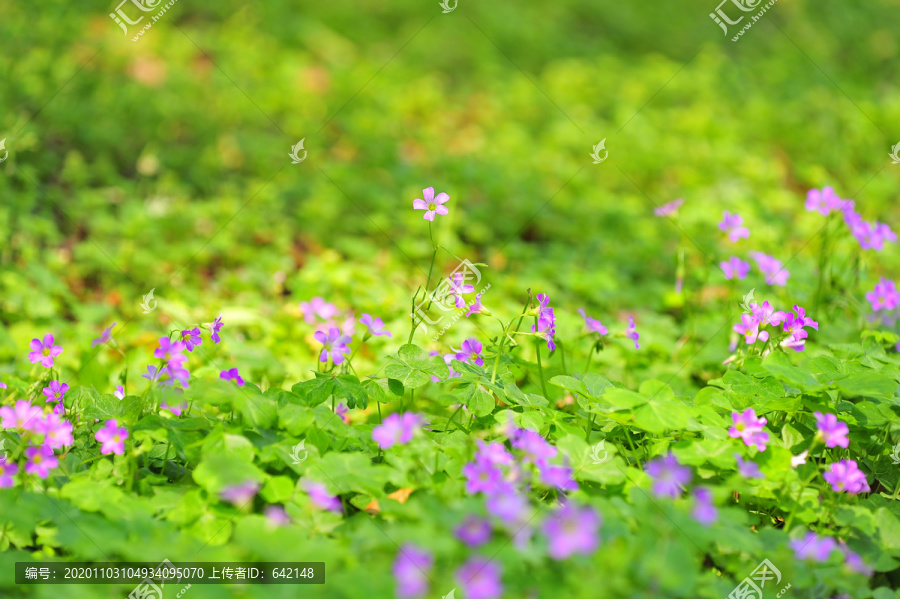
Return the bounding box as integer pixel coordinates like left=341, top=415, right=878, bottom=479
left=2, top=1, right=900, bottom=598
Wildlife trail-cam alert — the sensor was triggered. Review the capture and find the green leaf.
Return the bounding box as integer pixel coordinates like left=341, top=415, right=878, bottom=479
left=333, top=374, right=367, bottom=409
left=291, top=377, right=335, bottom=406
left=363, top=378, right=404, bottom=404
left=837, top=371, right=897, bottom=400
left=601, top=388, right=648, bottom=410
left=278, top=404, right=315, bottom=435
left=761, top=352, right=824, bottom=392
left=452, top=382, right=495, bottom=417
left=384, top=363, right=431, bottom=389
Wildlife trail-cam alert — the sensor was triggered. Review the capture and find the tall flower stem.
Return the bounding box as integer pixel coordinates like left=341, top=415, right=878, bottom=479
left=534, top=316, right=549, bottom=398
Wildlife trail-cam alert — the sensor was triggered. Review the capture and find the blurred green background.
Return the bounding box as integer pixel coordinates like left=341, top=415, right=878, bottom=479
left=2, top=0, right=900, bottom=597
left=0, top=0, right=898, bottom=402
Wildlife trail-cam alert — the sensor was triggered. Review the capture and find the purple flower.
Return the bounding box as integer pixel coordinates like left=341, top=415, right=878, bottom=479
left=805, top=187, right=842, bottom=216
left=625, top=316, right=640, bottom=349
left=154, top=337, right=186, bottom=365
left=781, top=305, right=818, bottom=352
left=455, top=339, right=484, bottom=367
left=0, top=401, right=43, bottom=432
left=210, top=313, right=224, bottom=343
left=654, top=198, right=684, bottom=217
left=823, top=459, right=870, bottom=494
left=28, top=334, right=63, bottom=368
left=161, top=400, right=187, bottom=416
left=720, top=257, right=750, bottom=280
left=0, top=458, right=17, bottom=488
left=839, top=545, right=873, bottom=576
left=0, top=379, right=6, bottom=390
left=751, top=301, right=786, bottom=328
left=335, top=402, right=350, bottom=424
left=485, top=483, right=529, bottom=523
left=455, top=558, right=503, bottom=599
left=91, top=322, right=117, bottom=347
left=372, top=412, right=423, bottom=449
left=299, top=297, right=339, bottom=324
left=539, top=463, right=579, bottom=491
left=734, top=314, right=763, bottom=344
left=791, top=531, right=837, bottom=562
left=314, top=327, right=352, bottom=365
left=95, top=419, right=128, bottom=455
left=645, top=452, right=692, bottom=498
left=42, top=380, right=69, bottom=404
left=359, top=313, right=392, bottom=338
left=866, top=278, right=900, bottom=312
left=114, top=385, right=125, bottom=400
left=25, top=445, right=58, bottom=479
left=302, top=480, right=342, bottom=512
left=220, top=481, right=260, bottom=506
left=181, top=327, right=202, bottom=352
left=719, top=211, right=750, bottom=242
left=449, top=272, right=476, bottom=309
left=392, top=544, right=433, bottom=599
left=412, top=186, right=449, bottom=222
left=37, top=412, right=74, bottom=449
left=475, top=440, right=514, bottom=467
left=814, top=412, right=849, bottom=448
left=220, top=368, right=245, bottom=386
left=462, top=459, right=505, bottom=495
left=542, top=501, right=601, bottom=560
left=510, top=428, right=557, bottom=468
left=455, top=516, right=492, bottom=547
left=728, top=409, right=769, bottom=451
left=734, top=454, right=764, bottom=479
left=691, top=487, right=718, bottom=526
left=749, top=252, right=789, bottom=286
left=264, top=505, right=291, bottom=527
left=166, top=363, right=191, bottom=389
left=535, top=294, right=556, bottom=330
left=578, top=309, right=608, bottom=335
left=142, top=364, right=169, bottom=386
left=466, top=293, right=488, bottom=317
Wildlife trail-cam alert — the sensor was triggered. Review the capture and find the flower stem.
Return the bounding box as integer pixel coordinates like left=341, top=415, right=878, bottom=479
left=534, top=317, right=549, bottom=398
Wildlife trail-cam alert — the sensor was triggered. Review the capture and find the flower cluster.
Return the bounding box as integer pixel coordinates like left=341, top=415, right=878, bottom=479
left=865, top=277, right=899, bottom=312
left=0, top=400, right=73, bottom=484
left=645, top=453, right=719, bottom=526
left=805, top=187, right=897, bottom=251
left=749, top=252, right=789, bottom=287
left=372, top=412, right=424, bottom=450
left=728, top=408, right=769, bottom=451
left=531, top=293, right=557, bottom=350
left=790, top=531, right=872, bottom=575
left=719, top=211, right=750, bottom=243
left=733, top=302, right=817, bottom=352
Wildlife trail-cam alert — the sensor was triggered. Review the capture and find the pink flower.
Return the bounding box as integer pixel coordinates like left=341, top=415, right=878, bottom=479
left=114, top=385, right=125, bottom=400
left=814, top=412, right=849, bottom=448
left=823, top=459, right=870, bottom=494
left=302, top=480, right=343, bottom=512
left=0, top=458, right=17, bottom=488
left=805, top=187, right=842, bottom=216
left=719, top=211, right=750, bottom=242
left=0, top=401, right=43, bottom=432
left=314, top=327, right=352, bottom=365
left=412, top=187, right=449, bottom=221
left=28, top=334, right=63, bottom=368
left=91, top=322, right=117, bottom=347
left=264, top=505, right=291, bottom=527
left=359, top=313, right=392, bottom=338
left=728, top=409, right=769, bottom=451
left=466, top=293, right=489, bottom=317
left=578, top=309, right=608, bottom=335
left=95, top=419, right=128, bottom=455
left=749, top=252, right=789, bottom=286
left=220, top=368, right=245, bottom=386
left=220, top=481, right=260, bottom=506
left=654, top=198, right=684, bottom=217
left=625, top=316, right=640, bottom=349
left=42, top=380, right=69, bottom=404
left=733, top=313, right=763, bottom=344
left=720, top=257, right=750, bottom=280
left=372, top=413, right=423, bottom=449
left=37, top=412, right=74, bottom=449
left=865, top=278, right=900, bottom=312
left=299, top=298, right=339, bottom=324
left=25, top=445, right=58, bottom=479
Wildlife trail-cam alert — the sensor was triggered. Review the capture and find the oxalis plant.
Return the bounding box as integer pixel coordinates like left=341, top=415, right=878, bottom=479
left=1, top=186, right=900, bottom=598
